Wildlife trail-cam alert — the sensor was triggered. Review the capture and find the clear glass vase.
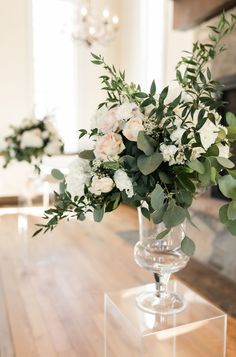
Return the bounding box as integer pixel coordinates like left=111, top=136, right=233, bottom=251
left=134, top=206, right=190, bottom=315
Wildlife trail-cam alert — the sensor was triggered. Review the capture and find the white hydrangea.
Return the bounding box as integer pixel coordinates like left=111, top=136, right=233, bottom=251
left=20, top=129, right=44, bottom=149
left=190, top=147, right=204, bottom=160
left=66, top=158, right=92, bottom=197
left=160, top=144, right=178, bottom=164
left=199, top=120, right=219, bottom=150
left=114, top=169, right=134, bottom=197
left=115, top=101, right=137, bottom=120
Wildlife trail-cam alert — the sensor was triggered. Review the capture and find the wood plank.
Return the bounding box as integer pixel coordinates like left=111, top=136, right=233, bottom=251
left=0, top=206, right=235, bottom=356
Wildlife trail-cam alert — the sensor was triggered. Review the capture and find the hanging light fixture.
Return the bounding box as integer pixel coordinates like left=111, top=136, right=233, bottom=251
left=72, top=0, right=119, bottom=47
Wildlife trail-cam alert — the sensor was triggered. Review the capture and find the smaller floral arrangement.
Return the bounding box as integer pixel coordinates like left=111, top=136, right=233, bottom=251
left=2, top=116, right=64, bottom=172
left=36, top=14, right=236, bottom=258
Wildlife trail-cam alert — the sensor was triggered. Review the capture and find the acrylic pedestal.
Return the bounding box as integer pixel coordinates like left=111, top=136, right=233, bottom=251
left=104, top=280, right=227, bottom=357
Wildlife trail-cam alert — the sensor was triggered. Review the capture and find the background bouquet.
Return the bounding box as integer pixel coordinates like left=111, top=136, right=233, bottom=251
left=2, top=116, right=64, bottom=173
left=36, top=14, right=236, bottom=256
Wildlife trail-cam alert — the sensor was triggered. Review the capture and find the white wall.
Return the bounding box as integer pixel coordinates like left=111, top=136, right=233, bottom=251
left=0, top=0, right=33, bottom=138
left=0, top=0, right=34, bottom=195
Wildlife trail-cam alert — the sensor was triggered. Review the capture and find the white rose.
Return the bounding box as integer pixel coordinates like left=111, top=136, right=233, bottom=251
left=97, top=108, right=120, bottom=134
left=123, top=117, right=144, bottom=142
left=114, top=170, right=134, bottom=198
left=217, top=143, right=230, bottom=159
left=66, top=158, right=92, bottom=197
left=116, top=101, right=137, bottom=120
left=89, top=176, right=114, bottom=196
left=95, top=132, right=125, bottom=160
left=199, top=120, right=218, bottom=150
left=170, top=127, right=185, bottom=144
left=160, top=144, right=178, bottom=164
left=20, top=129, right=44, bottom=149
left=45, top=140, right=62, bottom=155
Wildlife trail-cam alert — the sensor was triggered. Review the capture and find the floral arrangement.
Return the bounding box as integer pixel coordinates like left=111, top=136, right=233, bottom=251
left=36, top=14, right=236, bottom=256
left=2, top=116, right=64, bottom=173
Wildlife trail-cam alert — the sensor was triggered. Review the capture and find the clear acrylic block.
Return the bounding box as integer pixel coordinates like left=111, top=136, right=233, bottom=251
left=104, top=280, right=227, bottom=357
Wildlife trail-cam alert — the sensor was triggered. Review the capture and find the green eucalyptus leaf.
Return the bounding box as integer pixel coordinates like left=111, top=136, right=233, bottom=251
left=206, top=144, right=219, bottom=157
left=79, top=150, right=95, bottom=160
left=137, top=131, right=155, bottom=156
left=227, top=201, right=236, bottom=220
left=51, top=169, right=64, bottom=181
left=156, top=228, right=171, bottom=240
left=158, top=171, right=172, bottom=184
left=176, top=190, right=192, bottom=208
left=217, top=157, right=234, bottom=169
left=151, top=205, right=166, bottom=224
left=227, top=127, right=236, bottom=140
left=226, top=112, right=236, bottom=127
left=198, top=159, right=211, bottom=186
left=210, top=166, right=217, bottom=184
left=187, top=159, right=205, bottom=174
left=226, top=220, right=236, bottom=236
left=163, top=202, right=186, bottom=228
left=177, top=174, right=196, bottom=193
left=228, top=170, right=236, bottom=180
left=137, top=151, right=163, bottom=176
left=181, top=236, right=195, bottom=256
left=93, top=206, right=104, bottom=222
left=219, top=175, right=236, bottom=200
left=151, top=184, right=165, bottom=210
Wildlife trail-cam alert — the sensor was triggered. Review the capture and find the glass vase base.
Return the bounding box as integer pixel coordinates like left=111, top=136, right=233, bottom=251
left=136, top=291, right=185, bottom=315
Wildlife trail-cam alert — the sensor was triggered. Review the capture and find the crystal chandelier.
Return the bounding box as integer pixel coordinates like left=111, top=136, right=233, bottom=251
left=72, top=0, right=119, bottom=47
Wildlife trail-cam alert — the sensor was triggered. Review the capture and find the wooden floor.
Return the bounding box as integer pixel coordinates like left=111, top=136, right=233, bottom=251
left=0, top=205, right=235, bottom=356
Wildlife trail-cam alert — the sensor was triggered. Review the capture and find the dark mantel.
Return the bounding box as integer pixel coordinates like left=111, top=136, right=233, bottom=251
left=173, top=0, right=236, bottom=30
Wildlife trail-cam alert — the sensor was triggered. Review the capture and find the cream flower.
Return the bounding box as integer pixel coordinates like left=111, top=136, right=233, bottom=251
left=97, top=108, right=120, bottom=134
left=123, top=117, right=144, bottom=142
left=89, top=176, right=114, bottom=196
left=114, top=170, right=134, bottom=198
left=20, top=129, right=44, bottom=149
left=66, top=158, right=92, bottom=197
left=44, top=140, right=62, bottom=155
left=95, top=132, right=125, bottom=160
left=115, top=101, right=137, bottom=120
left=160, top=144, right=178, bottom=164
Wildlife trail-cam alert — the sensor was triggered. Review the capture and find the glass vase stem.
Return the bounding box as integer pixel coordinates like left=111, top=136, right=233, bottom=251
left=154, top=273, right=170, bottom=298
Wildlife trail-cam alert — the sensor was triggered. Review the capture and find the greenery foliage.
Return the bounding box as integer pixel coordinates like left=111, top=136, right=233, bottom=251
left=35, top=14, right=236, bottom=258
